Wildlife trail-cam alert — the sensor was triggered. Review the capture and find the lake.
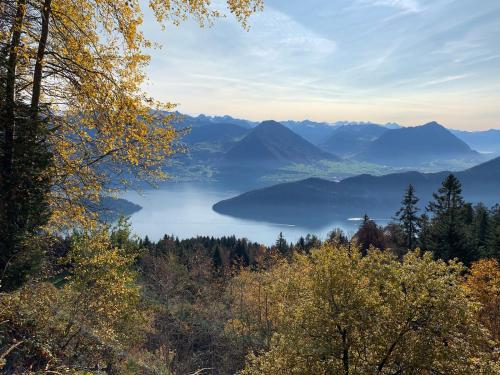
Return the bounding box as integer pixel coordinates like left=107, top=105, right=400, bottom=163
left=121, top=184, right=391, bottom=246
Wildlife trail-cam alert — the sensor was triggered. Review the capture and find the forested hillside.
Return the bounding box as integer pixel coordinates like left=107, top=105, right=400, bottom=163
left=214, top=156, right=500, bottom=224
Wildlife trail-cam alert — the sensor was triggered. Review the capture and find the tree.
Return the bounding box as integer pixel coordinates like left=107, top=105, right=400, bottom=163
left=472, top=203, right=491, bottom=259
left=427, top=174, right=471, bottom=262
left=0, top=108, right=52, bottom=290
left=327, top=228, right=349, bottom=245
left=240, top=244, right=497, bottom=375
left=395, top=184, right=420, bottom=250
left=464, top=259, right=500, bottom=343
left=487, top=205, right=500, bottom=260
left=418, top=213, right=432, bottom=250
left=0, top=226, right=148, bottom=372
left=353, top=214, right=385, bottom=253
left=383, top=223, right=405, bottom=256
left=275, top=232, right=288, bottom=255
left=0, top=0, right=263, bottom=289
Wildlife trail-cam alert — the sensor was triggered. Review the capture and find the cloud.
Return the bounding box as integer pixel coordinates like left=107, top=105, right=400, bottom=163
left=142, top=0, right=500, bottom=130
left=247, top=7, right=337, bottom=58
left=358, top=0, right=421, bottom=13
left=419, top=74, right=472, bottom=87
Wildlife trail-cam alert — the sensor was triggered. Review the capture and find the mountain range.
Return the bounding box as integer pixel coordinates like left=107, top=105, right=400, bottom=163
left=320, top=123, right=388, bottom=157
left=166, top=114, right=498, bottom=187
left=213, top=156, right=500, bottom=226
left=181, top=121, right=248, bottom=145
left=220, top=120, right=339, bottom=166
left=452, top=129, right=500, bottom=154
left=279, top=120, right=338, bottom=144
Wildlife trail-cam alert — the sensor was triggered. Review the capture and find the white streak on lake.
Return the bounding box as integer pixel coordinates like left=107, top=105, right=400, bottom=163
left=121, top=185, right=361, bottom=245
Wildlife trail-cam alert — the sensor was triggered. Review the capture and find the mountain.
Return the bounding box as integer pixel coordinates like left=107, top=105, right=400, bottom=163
left=280, top=120, right=338, bottom=144
left=194, top=114, right=257, bottom=129
left=213, top=156, right=500, bottom=226
left=220, top=120, right=340, bottom=166
left=384, top=122, right=402, bottom=130
left=180, top=122, right=248, bottom=145
left=451, top=129, right=500, bottom=154
left=320, top=124, right=388, bottom=157
left=280, top=120, right=402, bottom=145
left=355, top=122, right=480, bottom=166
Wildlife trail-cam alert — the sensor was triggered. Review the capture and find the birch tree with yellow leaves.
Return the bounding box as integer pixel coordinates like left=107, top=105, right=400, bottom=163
left=0, top=0, right=263, bottom=288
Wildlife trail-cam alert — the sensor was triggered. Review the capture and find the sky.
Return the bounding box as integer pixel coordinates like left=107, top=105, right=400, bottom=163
left=141, top=0, right=500, bottom=130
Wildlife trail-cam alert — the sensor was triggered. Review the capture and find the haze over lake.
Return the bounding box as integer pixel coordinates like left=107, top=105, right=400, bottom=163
left=121, top=184, right=387, bottom=245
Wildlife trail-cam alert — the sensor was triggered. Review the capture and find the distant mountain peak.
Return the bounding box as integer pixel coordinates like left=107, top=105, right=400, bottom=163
left=257, top=120, right=282, bottom=128
left=421, top=121, right=443, bottom=128
left=221, top=120, right=339, bottom=166
left=354, top=121, right=479, bottom=166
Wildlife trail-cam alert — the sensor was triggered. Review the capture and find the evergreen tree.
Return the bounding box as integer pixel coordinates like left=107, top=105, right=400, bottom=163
left=395, top=184, right=420, bottom=250
left=471, top=204, right=490, bottom=258
left=275, top=232, right=288, bottom=255
left=296, top=236, right=306, bottom=252
left=418, top=213, right=432, bottom=251
left=212, top=245, right=224, bottom=268
left=427, top=174, right=470, bottom=263
left=0, top=105, right=52, bottom=290
left=327, top=228, right=349, bottom=245
left=487, top=205, right=500, bottom=260
left=354, top=215, right=385, bottom=253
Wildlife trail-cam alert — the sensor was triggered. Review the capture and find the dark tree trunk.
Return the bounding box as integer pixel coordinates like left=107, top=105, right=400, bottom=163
left=31, top=0, right=52, bottom=118
left=2, top=0, right=26, bottom=181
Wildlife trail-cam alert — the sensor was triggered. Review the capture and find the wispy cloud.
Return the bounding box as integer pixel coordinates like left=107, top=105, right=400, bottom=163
left=142, top=0, right=500, bottom=130
left=247, top=7, right=337, bottom=58
left=358, top=0, right=422, bottom=13
left=419, top=74, right=472, bottom=87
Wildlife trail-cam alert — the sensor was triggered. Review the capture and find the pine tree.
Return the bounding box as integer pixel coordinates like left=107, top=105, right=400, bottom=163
left=395, top=184, right=420, bottom=250
left=418, top=213, right=432, bottom=251
left=275, top=232, right=288, bottom=255
left=212, top=245, right=223, bottom=268
left=427, top=174, right=470, bottom=263
left=471, top=203, right=490, bottom=259
left=487, top=205, right=500, bottom=260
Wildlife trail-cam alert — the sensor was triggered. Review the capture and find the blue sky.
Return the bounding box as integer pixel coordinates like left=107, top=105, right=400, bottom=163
left=141, top=0, right=500, bottom=130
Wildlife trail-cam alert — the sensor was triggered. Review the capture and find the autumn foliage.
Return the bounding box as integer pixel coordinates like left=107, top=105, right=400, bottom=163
left=239, top=245, right=499, bottom=375
left=465, top=259, right=500, bottom=342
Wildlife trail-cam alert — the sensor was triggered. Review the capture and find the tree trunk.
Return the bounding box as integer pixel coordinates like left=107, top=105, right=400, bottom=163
left=0, top=0, right=26, bottom=290
left=31, top=0, right=52, bottom=118
left=2, top=0, right=26, bottom=180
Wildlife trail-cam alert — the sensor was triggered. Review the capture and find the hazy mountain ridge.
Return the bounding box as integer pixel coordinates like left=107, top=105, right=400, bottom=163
left=280, top=120, right=339, bottom=144
left=180, top=122, right=248, bottom=145
left=221, top=120, right=340, bottom=166
left=165, top=113, right=497, bottom=187
left=355, top=122, right=481, bottom=166
left=452, top=129, right=500, bottom=154
left=213, top=156, right=500, bottom=226
left=320, top=123, right=388, bottom=157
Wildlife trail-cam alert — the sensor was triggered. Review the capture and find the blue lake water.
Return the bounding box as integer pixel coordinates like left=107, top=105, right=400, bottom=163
left=121, top=184, right=392, bottom=246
